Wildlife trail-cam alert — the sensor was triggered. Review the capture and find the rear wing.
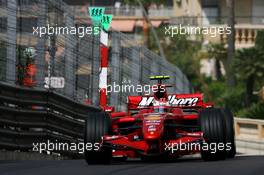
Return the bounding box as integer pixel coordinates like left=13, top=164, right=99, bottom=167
left=127, top=93, right=213, bottom=110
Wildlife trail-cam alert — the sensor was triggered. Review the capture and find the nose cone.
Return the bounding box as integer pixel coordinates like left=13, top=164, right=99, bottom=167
left=143, top=115, right=164, bottom=140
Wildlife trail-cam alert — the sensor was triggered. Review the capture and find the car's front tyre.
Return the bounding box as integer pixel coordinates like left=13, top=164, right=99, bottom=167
left=84, top=112, right=112, bottom=164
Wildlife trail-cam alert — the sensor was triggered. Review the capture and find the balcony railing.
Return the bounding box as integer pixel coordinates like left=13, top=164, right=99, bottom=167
left=169, top=16, right=199, bottom=26
left=220, top=24, right=264, bottom=48
left=74, top=6, right=174, bottom=18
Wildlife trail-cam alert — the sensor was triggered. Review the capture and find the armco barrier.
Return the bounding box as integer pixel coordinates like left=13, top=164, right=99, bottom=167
left=0, top=82, right=102, bottom=157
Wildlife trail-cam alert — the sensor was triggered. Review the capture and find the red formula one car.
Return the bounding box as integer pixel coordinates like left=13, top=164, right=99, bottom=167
left=84, top=76, right=236, bottom=164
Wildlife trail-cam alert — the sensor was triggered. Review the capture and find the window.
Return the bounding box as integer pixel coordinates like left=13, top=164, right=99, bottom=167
left=0, top=0, right=7, bottom=7
left=201, top=0, right=218, bottom=7
left=17, top=18, right=38, bottom=33
left=0, top=17, right=7, bottom=32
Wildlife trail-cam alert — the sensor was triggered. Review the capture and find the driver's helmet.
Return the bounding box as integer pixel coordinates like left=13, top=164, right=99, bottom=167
left=153, top=98, right=170, bottom=113
left=154, top=87, right=168, bottom=100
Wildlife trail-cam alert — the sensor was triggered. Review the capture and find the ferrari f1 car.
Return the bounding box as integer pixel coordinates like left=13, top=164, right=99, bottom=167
left=84, top=76, right=236, bottom=164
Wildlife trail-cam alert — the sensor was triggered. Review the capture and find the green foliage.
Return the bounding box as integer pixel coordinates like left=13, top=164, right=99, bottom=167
left=254, top=30, right=264, bottom=90
left=220, top=86, right=245, bottom=112
left=148, top=26, right=202, bottom=90
left=207, top=43, right=227, bottom=61
left=200, top=36, right=264, bottom=114
left=234, top=47, right=264, bottom=81
left=232, top=31, right=264, bottom=108
left=201, top=78, right=245, bottom=112
left=236, top=102, right=264, bottom=119
left=201, top=78, right=226, bottom=103
left=206, top=43, right=227, bottom=80
left=233, top=46, right=264, bottom=107
left=147, top=25, right=263, bottom=118
left=255, top=30, right=264, bottom=49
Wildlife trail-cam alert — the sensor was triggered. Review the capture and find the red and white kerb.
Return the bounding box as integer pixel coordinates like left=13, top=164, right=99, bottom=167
left=99, top=30, right=109, bottom=107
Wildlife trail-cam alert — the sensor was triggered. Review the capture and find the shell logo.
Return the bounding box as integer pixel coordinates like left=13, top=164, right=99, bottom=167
left=146, top=115, right=160, bottom=120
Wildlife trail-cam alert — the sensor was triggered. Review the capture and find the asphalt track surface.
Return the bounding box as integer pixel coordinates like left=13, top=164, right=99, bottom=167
left=0, top=156, right=264, bottom=175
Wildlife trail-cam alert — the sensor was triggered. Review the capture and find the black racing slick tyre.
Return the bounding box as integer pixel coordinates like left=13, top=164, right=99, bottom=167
left=199, top=108, right=226, bottom=161
left=84, top=112, right=112, bottom=164
left=223, top=108, right=236, bottom=158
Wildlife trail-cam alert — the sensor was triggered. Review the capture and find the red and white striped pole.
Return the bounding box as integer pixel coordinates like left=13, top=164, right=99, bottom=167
left=99, top=30, right=109, bottom=108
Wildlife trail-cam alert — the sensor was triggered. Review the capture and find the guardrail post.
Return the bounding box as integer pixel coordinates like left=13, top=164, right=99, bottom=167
left=6, top=0, right=17, bottom=84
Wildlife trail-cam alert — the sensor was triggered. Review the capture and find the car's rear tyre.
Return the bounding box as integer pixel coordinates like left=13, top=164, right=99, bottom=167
left=199, top=108, right=227, bottom=161
left=223, top=108, right=236, bottom=158
left=84, top=112, right=112, bottom=164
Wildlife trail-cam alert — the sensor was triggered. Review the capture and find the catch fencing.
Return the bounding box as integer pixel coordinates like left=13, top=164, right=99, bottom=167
left=0, top=0, right=101, bottom=105
left=0, top=0, right=192, bottom=111
left=109, top=31, right=192, bottom=111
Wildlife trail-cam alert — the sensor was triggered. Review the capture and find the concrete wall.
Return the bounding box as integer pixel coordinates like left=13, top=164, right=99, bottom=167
left=235, top=118, right=264, bottom=155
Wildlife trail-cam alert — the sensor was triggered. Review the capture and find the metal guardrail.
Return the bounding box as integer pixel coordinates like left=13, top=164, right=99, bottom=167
left=0, top=82, right=101, bottom=157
